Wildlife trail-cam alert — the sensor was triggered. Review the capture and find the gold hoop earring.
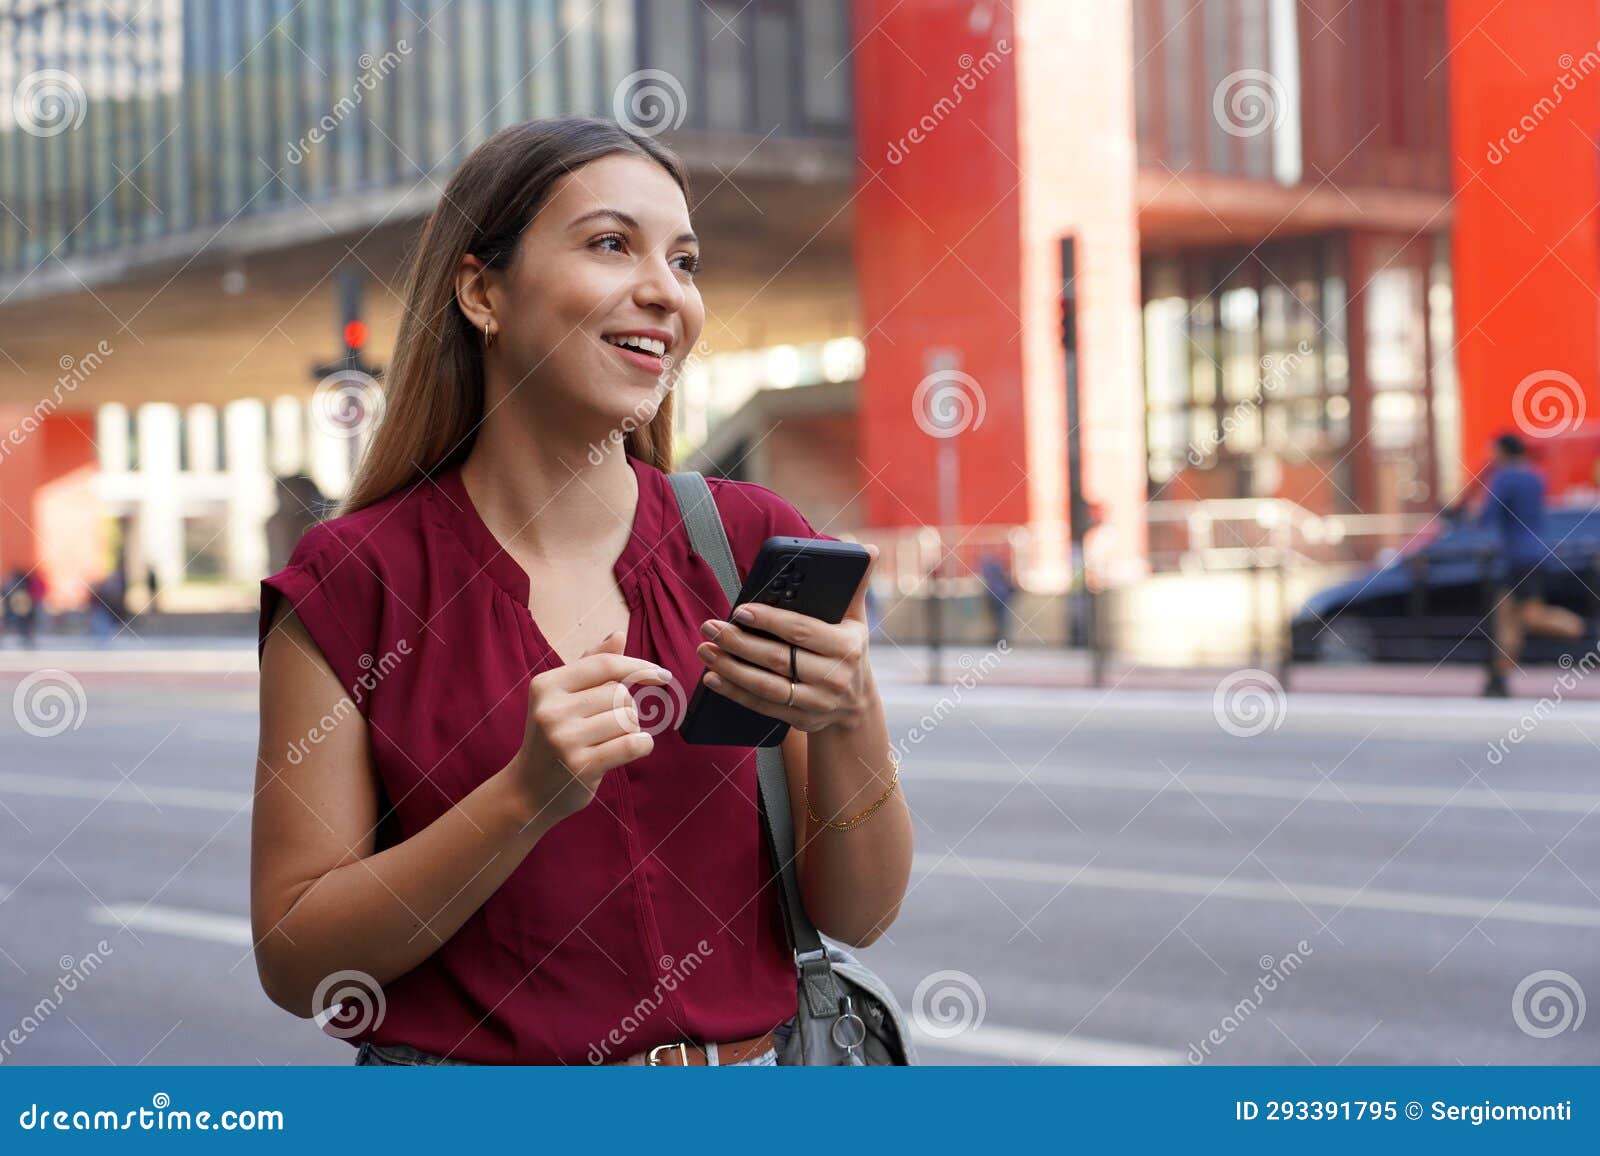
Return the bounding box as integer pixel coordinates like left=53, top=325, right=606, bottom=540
left=484, top=321, right=497, bottom=348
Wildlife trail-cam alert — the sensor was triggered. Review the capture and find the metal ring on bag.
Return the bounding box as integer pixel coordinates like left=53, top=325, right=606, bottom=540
left=830, top=1010, right=868, bottom=1051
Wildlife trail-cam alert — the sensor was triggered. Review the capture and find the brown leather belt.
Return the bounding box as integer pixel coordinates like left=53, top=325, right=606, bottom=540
left=611, top=1027, right=778, bottom=1066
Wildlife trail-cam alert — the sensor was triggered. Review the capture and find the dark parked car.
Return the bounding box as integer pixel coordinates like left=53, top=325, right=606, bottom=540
left=1290, top=506, right=1600, bottom=664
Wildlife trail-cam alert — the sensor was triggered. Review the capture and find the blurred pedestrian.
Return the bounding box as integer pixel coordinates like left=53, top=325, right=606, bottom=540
left=864, top=577, right=882, bottom=640
left=265, top=474, right=328, bottom=573
left=1479, top=432, right=1585, bottom=697
left=2, top=568, right=43, bottom=648
left=88, top=559, right=127, bottom=646
left=980, top=548, right=1014, bottom=646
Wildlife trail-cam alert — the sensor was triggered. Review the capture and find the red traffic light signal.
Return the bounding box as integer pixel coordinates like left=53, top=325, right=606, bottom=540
left=343, top=320, right=368, bottom=351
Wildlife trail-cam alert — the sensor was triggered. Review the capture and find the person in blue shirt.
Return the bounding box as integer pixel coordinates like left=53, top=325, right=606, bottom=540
left=1478, top=433, right=1585, bottom=696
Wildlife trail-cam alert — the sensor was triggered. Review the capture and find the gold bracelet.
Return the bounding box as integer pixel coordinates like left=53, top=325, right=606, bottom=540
left=804, top=749, right=901, bottom=832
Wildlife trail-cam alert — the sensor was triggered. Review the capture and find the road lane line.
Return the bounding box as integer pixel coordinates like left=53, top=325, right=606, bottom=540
left=0, top=650, right=253, bottom=674
left=80, top=899, right=1179, bottom=1066
left=880, top=684, right=1600, bottom=720
left=911, top=1023, right=1180, bottom=1065
left=91, top=904, right=252, bottom=945
left=7, top=759, right=1592, bottom=823
left=914, top=854, right=1600, bottom=928
left=72, top=897, right=1182, bottom=1066
left=910, top=761, right=1600, bottom=815
left=0, top=771, right=251, bottom=813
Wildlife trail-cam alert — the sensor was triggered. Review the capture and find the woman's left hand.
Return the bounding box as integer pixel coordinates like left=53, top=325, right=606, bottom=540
left=695, top=544, right=878, bottom=734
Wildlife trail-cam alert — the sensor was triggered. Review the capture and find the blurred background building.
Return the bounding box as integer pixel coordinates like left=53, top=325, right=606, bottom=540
left=0, top=0, right=1595, bottom=655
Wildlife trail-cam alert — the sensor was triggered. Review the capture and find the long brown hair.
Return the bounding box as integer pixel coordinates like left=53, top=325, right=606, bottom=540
left=339, top=116, right=690, bottom=515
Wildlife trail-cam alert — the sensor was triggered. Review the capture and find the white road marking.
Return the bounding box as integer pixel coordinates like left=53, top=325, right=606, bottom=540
left=0, top=649, right=254, bottom=674
left=879, top=683, right=1600, bottom=729
left=910, top=761, right=1600, bottom=815
left=915, top=854, right=1600, bottom=929
left=911, top=1022, right=1180, bottom=1065
left=91, top=904, right=253, bottom=946
left=69, top=896, right=1182, bottom=1066
left=0, top=771, right=251, bottom=813
left=77, top=900, right=1180, bottom=1066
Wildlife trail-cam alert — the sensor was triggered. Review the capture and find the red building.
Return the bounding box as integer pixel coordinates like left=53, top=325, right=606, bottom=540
left=843, top=0, right=1600, bottom=589
left=4, top=0, right=1599, bottom=624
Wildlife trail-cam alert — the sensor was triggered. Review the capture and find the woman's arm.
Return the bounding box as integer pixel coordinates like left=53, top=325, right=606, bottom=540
left=252, top=606, right=664, bottom=1017
left=693, top=545, right=913, bottom=947
left=252, top=602, right=554, bottom=1016
left=781, top=679, right=913, bottom=947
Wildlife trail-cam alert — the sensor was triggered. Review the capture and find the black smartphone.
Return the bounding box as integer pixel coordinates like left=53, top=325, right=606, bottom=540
left=678, top=536, right=871, bottom=747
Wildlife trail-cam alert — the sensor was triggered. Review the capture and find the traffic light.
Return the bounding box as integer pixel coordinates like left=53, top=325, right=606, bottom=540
left=311, top=272, right=383, bottom=382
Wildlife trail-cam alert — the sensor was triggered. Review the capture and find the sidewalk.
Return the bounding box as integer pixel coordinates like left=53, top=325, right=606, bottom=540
left=868, top=642, right=1600, bottom=700
left=1, top=633, right=1595, bottom=700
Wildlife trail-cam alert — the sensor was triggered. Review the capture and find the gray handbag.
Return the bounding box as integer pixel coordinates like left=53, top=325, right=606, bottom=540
left=667, top=470, right=916, bottom=1066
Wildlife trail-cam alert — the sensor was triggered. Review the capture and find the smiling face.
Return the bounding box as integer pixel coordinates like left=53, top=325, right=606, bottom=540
left=469, top=152, right=704, bottom=438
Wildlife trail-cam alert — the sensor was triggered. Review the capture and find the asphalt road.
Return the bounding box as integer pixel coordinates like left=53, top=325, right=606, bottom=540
left=1, top=662, right=1597, bottom=1066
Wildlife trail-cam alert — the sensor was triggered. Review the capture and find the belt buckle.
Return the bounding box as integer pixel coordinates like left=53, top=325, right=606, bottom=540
left=646, top=1041, right=690, bottom=1066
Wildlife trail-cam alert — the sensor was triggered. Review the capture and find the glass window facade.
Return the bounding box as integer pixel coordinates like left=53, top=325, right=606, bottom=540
left=1143, top=237, right=1359, bottom=506
left=636, top=0, right=851, bottom=139
left=1144, top=232, right=1455, bottom=516
left=0, top=0, right=852, bottom=279
left=1134, top=0, right=1445, bottom=192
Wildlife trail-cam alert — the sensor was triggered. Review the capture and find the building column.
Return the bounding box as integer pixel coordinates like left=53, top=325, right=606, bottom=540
left=0, top=404, right=47, bottom=576
left=137, top=404, right=184, bottom=597
left=1448, top=0, right=1600, bottom=474
left=851, top=0, right=1146, bottom=590
left=225, top=400, right=272, bottom=583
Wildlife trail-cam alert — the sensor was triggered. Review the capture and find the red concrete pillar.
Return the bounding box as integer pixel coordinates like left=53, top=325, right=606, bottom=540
left=0, top=409, right=103, bottom=608
left=1449, top=0, right=1600, bottom=474
left=851, top=0, right=1146, bottom=586
left=0, top=404, right=46, bottom=572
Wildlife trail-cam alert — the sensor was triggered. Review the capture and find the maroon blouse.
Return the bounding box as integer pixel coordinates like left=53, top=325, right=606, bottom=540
left=257, top=452, right=832, bottom=1064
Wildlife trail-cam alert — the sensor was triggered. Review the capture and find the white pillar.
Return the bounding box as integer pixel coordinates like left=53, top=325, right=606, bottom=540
left=224, top=400, right=271, bottom=582
left=137, top=403, right=183, bottom=594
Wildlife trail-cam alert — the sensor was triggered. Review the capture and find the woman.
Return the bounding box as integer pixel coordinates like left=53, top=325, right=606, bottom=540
left=251, top=117, right=913, bottom=1066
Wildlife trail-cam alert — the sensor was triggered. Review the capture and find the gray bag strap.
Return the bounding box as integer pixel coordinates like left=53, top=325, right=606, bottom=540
left=666, top=471, right=831, bottom=968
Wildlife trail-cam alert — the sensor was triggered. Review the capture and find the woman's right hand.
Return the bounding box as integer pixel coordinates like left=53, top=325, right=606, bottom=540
left=510, top=630, right=673, bottom=827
